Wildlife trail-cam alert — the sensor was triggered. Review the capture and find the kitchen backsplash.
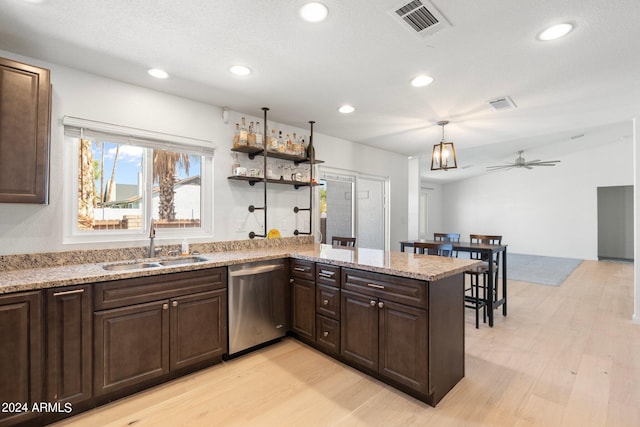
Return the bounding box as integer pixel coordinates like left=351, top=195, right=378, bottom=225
left=0, top=236, right=314, bottom=271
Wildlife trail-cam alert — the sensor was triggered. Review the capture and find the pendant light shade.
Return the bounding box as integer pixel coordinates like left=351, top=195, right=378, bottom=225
left=431, top=120, right=457, bottom=171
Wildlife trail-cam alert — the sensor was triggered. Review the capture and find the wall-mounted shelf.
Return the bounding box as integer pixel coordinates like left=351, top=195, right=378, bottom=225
left=228, top=108, right=320, bottom=239
left=227, top=175, right=320, bottom=189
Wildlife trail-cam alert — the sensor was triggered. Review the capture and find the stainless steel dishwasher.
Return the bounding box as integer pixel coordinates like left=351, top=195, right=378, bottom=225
left=228, top=259, right=287, bottom=356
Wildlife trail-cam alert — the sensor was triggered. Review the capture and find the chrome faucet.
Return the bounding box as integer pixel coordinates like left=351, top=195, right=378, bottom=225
left=148, top=218, right=162, bottom=258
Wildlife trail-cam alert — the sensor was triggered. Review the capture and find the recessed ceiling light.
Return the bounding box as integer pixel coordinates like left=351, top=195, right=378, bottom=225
left=147, top=68, right=169, bottom=79
left=299, top=2, right=329, bottom=23
left=538, top=23, right=573, bottom=41
left=229, top=65, right=252, bottom=76
left=411, top=75, right=434, bottom=87
left=338, top=105, right=355, bottom=114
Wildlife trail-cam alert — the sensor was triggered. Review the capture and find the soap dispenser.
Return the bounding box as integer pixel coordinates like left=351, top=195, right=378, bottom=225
left=181, top=238, right=189, bottom=256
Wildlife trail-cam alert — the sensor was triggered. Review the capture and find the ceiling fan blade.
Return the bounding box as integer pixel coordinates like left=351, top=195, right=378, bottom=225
left=486, top=164, right=514, bottom=170
left=527, top=160, right=560, bottom=165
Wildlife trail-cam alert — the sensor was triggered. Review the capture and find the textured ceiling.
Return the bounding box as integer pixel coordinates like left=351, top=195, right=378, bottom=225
left=1, top=0, right=639, bottom=182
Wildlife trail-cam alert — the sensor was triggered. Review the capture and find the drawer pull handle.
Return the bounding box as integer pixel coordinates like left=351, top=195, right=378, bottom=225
left=53, top=288, right=85, bottom=296
left=367, top=283, right=385, bottom=290
left=323, top=331, right=329, bottom=337
left=378, top=301, right=385, bottom=309
left=323, top=299, right=329, bottom=306
left=319, top=271, right=335, bottom=278
left=293, top=267, right=306, bottom=272
left=370, top=300, right=376, bottom=306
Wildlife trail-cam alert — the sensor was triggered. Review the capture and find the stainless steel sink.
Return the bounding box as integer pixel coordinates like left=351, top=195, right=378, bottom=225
left=103, top=262, right=161, bottom=271
left=158, top=256, right=208, bottom=266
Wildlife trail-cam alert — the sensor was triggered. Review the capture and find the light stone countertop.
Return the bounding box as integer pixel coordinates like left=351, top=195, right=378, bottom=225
left=0, top=243, right=481, bottom=295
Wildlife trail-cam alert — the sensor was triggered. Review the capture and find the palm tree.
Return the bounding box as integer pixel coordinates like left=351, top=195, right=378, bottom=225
left=77, top=139, right=96, bottom=229
left=153, top=150, right=190, bottom=221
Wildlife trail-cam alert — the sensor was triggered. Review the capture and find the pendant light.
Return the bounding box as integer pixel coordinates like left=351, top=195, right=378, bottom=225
left=431, top=120, right=458, bottom=171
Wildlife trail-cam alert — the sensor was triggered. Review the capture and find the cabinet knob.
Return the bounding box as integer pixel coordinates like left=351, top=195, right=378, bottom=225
left=323, top=299, right=329, bottom=306
left=172, top=300, right=178, bottom=307
left=162, top=303, right=169, bottom=310
left=323, top=331, right=329, bottom=337
left=290, top=279, right=294, bottom=284
left=378, top=301, right=384, bottom=309
left=370, top=300, right=376, bottom=306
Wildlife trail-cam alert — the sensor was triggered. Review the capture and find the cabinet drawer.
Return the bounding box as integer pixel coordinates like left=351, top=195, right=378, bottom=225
left=316, top=263, right=340, bottom=287
left=342, top=268, right=427, bottom=309
left=316, top=315, right=340, bottom=356
left=290, top=259, right=315, bottom=280
left=316, top=284, right=340, bottom=320
left=95, top=268, right=226, bottom=310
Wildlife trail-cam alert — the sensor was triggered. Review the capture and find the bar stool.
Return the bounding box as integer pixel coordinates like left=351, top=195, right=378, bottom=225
left=332, top=236, right=356, bottom=247
left=464, top=234, right=502, bottom=328
left=413, top=242, right=454, bottom=257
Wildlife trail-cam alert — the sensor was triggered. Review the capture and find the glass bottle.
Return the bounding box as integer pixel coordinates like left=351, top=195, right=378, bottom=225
left=231, top=153, right=240, bottom=175
left=248, top=121, right=256, bottom=146
left=255, top=121, right=264, bottom=149
left=277, top=131, right=285, bottom=152
left=233, top=123, right=240, bottom=148
left=299, top=138, right=306, bottom=157
left=269, top=129, right=278, bottom=151
left=291, top=132, right=299, bottom=156
left=239, top=117, right=248, bottom=146
left=285, top=134, right=292, bottom=154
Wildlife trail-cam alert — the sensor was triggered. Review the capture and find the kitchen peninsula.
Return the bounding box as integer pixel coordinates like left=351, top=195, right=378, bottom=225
left=0, top=241, right=479, bottom=425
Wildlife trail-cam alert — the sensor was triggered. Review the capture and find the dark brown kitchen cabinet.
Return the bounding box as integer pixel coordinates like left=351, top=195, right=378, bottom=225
left=93, top=268, right=227, bottom=397
left=170, top=289, right=227, bottom=371
left=0, top=57, right=51, bottom=204
left=340, top=268, right=430, bottom=397
left=93, top=300, right=170, bottom=396
left=289, top=260, right=316, bottom=343
left=0, top=291, right=42, bottom=426
left=315, top=263, right=341, bottom=356
left=46, top=285, right=93, bottom=406
left=339, top=267, right=464, bottom=406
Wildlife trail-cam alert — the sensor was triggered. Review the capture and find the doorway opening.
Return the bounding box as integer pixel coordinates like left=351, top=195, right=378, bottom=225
left=597, top=185, right=633, bottom=261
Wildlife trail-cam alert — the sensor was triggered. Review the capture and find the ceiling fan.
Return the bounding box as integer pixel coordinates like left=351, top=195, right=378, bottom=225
left=486, top=150, right=560, bottom=171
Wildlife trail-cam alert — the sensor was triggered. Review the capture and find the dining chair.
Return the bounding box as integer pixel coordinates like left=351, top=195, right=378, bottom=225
left=464, top=234, right=502, bottom=328
left=413, top=242, right=454, bottom=257
left=433, top=232, right=460, bottom=256
left=332, top=236, right=356, bottom=247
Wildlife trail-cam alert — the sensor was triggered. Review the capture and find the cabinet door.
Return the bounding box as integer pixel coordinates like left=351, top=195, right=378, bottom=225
left=0, top=291, right=42, bottom=426
left=46, top=286, right=92, bottom=405
left=378, top=300, right=428, bottom=394
left=340, top=290, right=378, bottom=372
left=290, top=277, right=315, bottom=342
left=170, top=289, right=227, bottom=371
left=0, top=57, right=51, bottom=204
left=316, top=314, right=340, bottom=356
left=94, top=300, right=169, bottom=396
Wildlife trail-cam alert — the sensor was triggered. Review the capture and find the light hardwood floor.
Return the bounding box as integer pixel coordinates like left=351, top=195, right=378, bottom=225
left=52, top=260, right=639, bottom=427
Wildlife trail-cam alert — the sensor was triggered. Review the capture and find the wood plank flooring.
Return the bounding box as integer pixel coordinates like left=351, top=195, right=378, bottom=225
left=52, top=260, right=639, bottom=427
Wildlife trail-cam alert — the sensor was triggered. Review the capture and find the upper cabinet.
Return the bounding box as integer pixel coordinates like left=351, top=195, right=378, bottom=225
left=0, top=57, right=51, bottom=204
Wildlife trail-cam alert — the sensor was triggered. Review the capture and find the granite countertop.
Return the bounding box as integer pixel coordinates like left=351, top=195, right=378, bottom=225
left=0, top=243, right=480, bottom=295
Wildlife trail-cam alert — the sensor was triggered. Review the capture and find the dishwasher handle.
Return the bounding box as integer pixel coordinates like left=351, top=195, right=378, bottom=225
left=229, top=263, right=284, bottom=277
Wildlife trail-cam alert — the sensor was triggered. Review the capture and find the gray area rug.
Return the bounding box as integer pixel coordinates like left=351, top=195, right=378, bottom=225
left=500, top=253, right=583, bottom=286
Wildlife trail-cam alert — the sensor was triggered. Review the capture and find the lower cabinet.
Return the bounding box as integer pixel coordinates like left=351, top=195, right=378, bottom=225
left=340, top=268, right=431, bottom=399
left=93, top=268, right=227, bottom=397
left=290, top=260, right=316, bottom=343
left=46, top=285, right=93, bottom=406
left=0, top=291, right=42, bottom=426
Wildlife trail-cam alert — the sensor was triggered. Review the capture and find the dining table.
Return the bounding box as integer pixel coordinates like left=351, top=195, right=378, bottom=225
left=400, top=239, right=507, bottom=327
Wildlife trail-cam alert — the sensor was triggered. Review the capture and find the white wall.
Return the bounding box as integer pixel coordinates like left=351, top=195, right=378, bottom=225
left=437, top=136, right=633, bottom=259
left=0, top=50, right=409, bottom=255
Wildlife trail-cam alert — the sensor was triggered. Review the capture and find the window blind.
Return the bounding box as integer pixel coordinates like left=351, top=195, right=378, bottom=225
left=63, top=116, right=215, bottom=156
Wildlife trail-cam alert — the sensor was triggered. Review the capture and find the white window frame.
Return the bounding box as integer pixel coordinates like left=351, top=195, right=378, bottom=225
left=62, top=116, right=215, bottom=245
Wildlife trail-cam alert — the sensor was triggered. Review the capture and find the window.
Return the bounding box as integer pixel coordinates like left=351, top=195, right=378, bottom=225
left=64, top=117, right=214, bottom=243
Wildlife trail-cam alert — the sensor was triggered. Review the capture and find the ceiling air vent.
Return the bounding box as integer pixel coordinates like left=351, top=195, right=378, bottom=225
left=487, top=96, right=517, bottom=111
left=388, top=0, right=451, bottom=39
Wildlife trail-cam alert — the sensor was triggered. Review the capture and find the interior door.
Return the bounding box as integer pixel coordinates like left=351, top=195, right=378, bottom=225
left=323, top=178, right=354, bottom=244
